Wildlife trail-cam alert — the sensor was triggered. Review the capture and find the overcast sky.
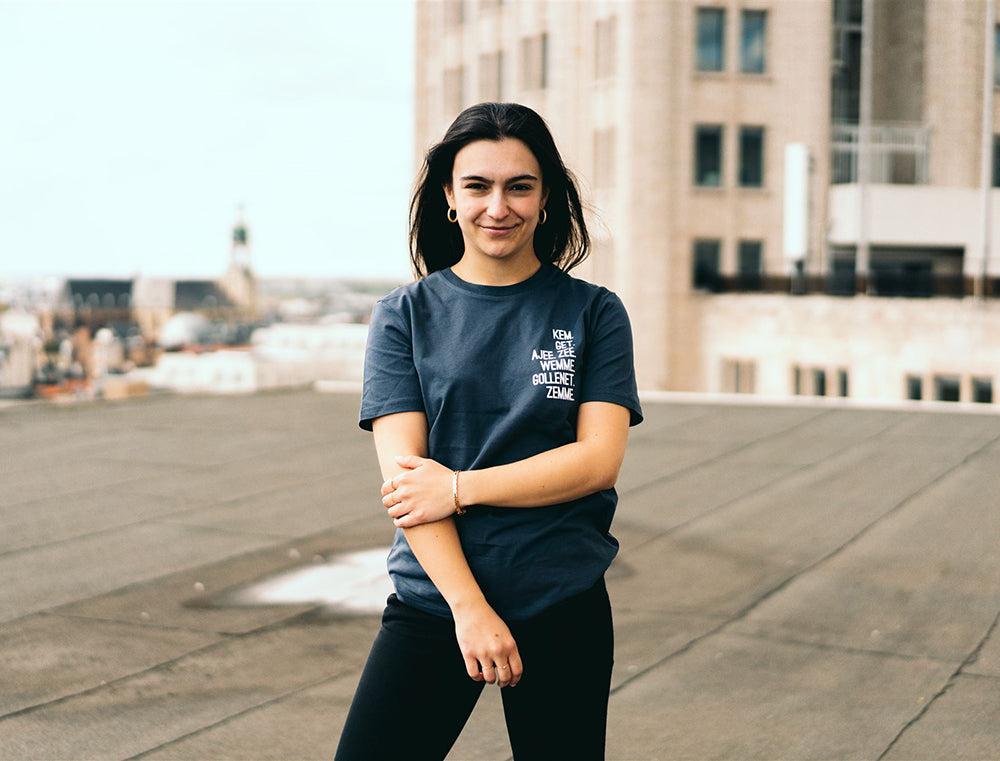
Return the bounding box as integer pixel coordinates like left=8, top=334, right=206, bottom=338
left=0, top=0, right=415, bottom=281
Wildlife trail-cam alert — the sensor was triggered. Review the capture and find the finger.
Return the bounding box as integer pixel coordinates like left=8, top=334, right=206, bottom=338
left=394, top=455, right=425, bottom=469
left=380, top=480, right=394, bottom=497
left=495, top=661, right=512, bottom=688
left=480, top=661, right=497, bottom=684
left=464, top=656, right=483, bottom=681
left=381, top=493, right=395, bottom=508
left=507, top=649, right=524, bottom=687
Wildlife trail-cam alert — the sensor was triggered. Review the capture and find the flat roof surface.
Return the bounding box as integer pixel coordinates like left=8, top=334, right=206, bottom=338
left=2, top=389, right=999, bottom=760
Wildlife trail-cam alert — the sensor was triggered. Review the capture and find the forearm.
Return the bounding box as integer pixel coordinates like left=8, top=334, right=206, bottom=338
left=372, top=413, right=487, bottom=612
left=460, top=440, right=616, bottom=509
left=459, top=401, right=631, bottom=509
left=400, top=521, right=487, bottom=612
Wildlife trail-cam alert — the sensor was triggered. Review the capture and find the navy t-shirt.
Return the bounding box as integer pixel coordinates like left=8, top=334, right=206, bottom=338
left=359, top=263, right=642, bottom=621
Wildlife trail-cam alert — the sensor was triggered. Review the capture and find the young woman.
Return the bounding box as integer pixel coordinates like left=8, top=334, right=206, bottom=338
left=335, top=102, right=642, bottom=761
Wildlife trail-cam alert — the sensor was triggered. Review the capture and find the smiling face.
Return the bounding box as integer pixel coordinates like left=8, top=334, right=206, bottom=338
left=444, top=138, right=549, bottom=276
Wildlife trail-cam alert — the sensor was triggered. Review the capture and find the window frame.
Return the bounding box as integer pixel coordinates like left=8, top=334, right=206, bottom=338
left=695, top=7, right=726, bottom=72
left=740, top=9, right=768, bottom=74
left=694, top=124, right=724, bottom=187
left=739, top=125, right=765, bottom=188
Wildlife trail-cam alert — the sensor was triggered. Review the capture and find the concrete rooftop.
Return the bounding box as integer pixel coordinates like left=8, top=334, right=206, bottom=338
left=2, top=389, right=999, bottom=760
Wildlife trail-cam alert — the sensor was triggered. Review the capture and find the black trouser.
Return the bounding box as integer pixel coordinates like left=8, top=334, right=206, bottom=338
left=334, top=578, right=614, bottom=761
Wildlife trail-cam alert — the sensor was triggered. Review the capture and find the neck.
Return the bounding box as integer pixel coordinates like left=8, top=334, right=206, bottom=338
left=451, top=254, right=542, bottom=287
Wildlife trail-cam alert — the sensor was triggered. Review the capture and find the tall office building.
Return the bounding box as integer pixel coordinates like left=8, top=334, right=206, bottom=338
left=414, top=0, right=1000, bottom=404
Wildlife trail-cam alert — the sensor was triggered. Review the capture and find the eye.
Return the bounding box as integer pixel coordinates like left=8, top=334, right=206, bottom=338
left=510, top=183, right=534, bottom=192
left=464, top=182, right=488, bottom=191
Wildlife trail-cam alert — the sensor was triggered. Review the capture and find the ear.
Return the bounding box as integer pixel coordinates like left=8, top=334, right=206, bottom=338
left=540, top=185, right=550, bottom=208
left=443, top=183, right=456, bottom=208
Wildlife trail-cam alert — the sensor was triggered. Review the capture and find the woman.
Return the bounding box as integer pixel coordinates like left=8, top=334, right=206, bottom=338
left=335, top=102, right=642, bottom=761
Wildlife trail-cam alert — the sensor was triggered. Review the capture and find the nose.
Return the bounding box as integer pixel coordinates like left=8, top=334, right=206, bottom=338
left=486, top=189, right=509, bottom=220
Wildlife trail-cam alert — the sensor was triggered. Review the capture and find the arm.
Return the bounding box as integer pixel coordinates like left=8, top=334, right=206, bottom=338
left=372, top=412, right=522, bottom=687
left=383, top=401, right=631, bottom=527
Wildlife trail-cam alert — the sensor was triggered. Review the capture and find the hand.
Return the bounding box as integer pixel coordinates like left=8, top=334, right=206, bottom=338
left=381, top=455, right=456, bottom=528
left=452, top=599, right=523, bottom=688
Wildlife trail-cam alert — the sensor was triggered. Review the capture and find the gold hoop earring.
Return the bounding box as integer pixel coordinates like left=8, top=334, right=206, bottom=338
left=447, top=208, right=458, bottom=223
left=539, top=208, right=547, bottom=225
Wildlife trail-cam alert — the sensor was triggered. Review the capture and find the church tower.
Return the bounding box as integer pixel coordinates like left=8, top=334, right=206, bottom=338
left=220, top=205, right=257, bottom=318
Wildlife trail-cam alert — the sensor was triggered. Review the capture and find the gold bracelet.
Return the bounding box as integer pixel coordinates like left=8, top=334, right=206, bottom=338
left=453, top=470, right=466, bottom=515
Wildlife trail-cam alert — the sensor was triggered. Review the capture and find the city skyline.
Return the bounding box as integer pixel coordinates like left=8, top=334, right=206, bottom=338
left=0, top=0, right=415, bottom=282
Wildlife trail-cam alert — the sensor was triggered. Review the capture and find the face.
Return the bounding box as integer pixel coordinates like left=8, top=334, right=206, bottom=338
left=444, top=138, right=549, bottom=269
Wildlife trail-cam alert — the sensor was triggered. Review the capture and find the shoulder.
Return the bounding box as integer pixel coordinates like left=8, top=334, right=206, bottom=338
left=549, top=269, right=629, bottom=318
left=372, top=271, right=449, bottom=317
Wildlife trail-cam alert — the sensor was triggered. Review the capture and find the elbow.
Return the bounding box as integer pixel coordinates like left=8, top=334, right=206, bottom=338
left=591, top=464, right=621, bottom=493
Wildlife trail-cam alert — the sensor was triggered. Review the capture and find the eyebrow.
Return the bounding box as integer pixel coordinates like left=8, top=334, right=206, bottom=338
left=459, top=174, right=539, bottom=184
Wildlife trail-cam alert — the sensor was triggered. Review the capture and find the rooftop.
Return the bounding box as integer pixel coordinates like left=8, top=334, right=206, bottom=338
left=2, top=389, right=998, bottom=759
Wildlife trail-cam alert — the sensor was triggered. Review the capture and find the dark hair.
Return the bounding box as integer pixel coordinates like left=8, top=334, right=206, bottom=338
left=408, top=102, right=590, bottom=277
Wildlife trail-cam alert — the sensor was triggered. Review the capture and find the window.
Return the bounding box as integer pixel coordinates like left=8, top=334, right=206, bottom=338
left=692, top=239, right=721, bottom=291
left=993, top=135, right=1000, bottom=187
left=906, top=375, right=923, bottom=401
left=594, top=128, right=616, bottom=189
left=444, top=0, right=464, bottom=26
left=837, top=369, right=849, bottom=397
left=520, top=33, right=548, bottom=90
left=696, top=8, right=725, bottom=72
left=695, top=125, right=723, bottom=186
left=738, top=240, right=763, bottom=290
left=740, top=10, right=767, bottom=73
left=739, top=126, right=764, bottom=187
left=813, top=369, right=827, bottom=397
left=995, top=25, right=1000, bottom=86
left=934, top=375, right=960, bottom=402
left=973, top=377, right=994, bottom=403
left=721, top=358, right=757, bottom=393
left=595, top=16, right=617, bottom=79
left=792, top=365, right=802, bottom=395
left=479, top=51, right=503, bottom=101
left=443, top=66, right=465, bottom=117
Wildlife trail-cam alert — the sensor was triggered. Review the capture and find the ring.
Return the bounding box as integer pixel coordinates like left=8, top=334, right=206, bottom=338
left=497, top=664, right=509, bottom=670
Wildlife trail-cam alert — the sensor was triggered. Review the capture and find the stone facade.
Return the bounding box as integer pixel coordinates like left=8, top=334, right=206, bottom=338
left=414, top=0, right=1000, bottom=404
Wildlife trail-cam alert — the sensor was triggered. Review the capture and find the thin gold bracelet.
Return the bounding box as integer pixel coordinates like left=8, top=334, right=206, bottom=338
left=453, top=470, right=466, bottom=515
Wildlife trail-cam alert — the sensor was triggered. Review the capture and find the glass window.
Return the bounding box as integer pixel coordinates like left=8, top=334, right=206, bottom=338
left=995, top=26, right=1000, bottom=86
left=443, top=66, right=465, bottom=117
left=738, top=240, right=762, bottom=290
left=594, top=128, right=616, bottom=189
left=793, top=365, right=802, bottom=395
left=741, top=10, right=767, bottom=73
left=739, top=126, right=764, bottom=187
left=813, top=368, right=827, bottom=397
left=478, top=51, right=503, bottom=101
left=692, top=239, right=721, bottom=291
left=838, top=369, right=849, bottom=397
left=906, top=375, right=923, bottom=401
left=595, top=16, right=618, bottom=79
left=934, top=375, right=960, bottom=402
left=993, top=135, right=1000, bottom=187
left=973, top=377, right=993, bottom=404
left=696, top=8, right=725, bottom=72
left=520, top=33, right=548, bottom=90
left=695, top=125, right=723, bottom=186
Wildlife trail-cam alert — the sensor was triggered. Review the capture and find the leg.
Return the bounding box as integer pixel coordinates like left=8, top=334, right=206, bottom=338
left=500, top=579, right=614, bottom=761
left=335, top=596, right=485, bottom=761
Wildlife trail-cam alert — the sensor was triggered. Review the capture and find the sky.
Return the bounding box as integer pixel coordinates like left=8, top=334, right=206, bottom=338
left=0, top=0, right=415, bottom=281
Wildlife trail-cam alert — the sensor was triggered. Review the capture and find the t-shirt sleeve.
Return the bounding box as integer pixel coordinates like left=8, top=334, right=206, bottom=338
left=580, top=291, right=643, bottom=426
left=358, top=297, right=425, bottom=431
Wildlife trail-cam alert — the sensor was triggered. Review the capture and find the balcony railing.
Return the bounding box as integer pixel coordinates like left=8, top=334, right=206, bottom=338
left=831, top=122, right=931, bottom=184
left=698, top=272, right=979, bottom=298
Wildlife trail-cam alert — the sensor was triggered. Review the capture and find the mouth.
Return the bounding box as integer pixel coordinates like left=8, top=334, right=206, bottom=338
left=480, top=224, right=518, bottom=236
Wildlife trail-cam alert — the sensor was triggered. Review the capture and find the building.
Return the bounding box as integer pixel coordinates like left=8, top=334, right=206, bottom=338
left=414, top=0, right=1000, bottom=404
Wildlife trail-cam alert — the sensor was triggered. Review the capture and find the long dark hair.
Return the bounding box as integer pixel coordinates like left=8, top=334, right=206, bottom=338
left=409, top=102, right=590, bottom=277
